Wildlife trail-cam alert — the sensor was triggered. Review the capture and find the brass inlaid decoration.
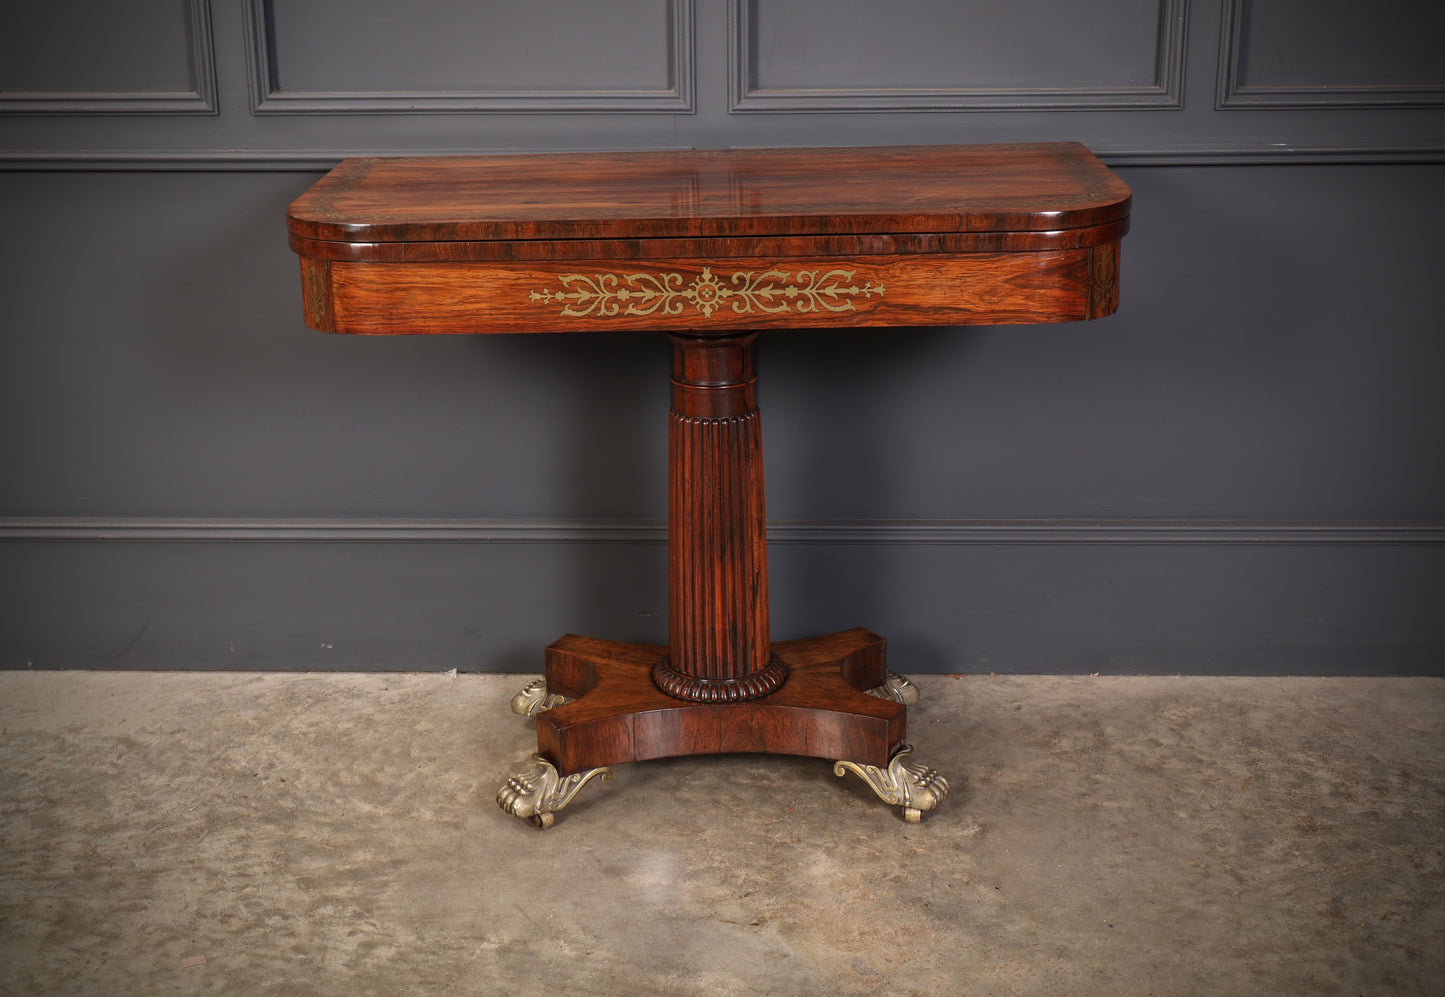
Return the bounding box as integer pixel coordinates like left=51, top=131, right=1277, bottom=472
left=530, top=266, right=884, bottom=319
left=301, top=258, right=330, bottom=327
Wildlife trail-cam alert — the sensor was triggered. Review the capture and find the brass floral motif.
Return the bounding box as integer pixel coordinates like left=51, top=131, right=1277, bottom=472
left=530, top=266, right=884, bottom=319
left=301, top=259, right=330, bottom=326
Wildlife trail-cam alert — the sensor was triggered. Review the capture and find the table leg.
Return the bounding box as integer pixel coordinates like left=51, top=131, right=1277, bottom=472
left=654, top=332, right=786, bottom=701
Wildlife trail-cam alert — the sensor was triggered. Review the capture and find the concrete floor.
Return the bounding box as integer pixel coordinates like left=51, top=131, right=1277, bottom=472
left=0, top=670, right=1441, bottom=996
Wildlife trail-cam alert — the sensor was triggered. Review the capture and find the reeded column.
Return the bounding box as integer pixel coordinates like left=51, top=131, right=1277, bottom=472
left=651, top=333, right=788, bottom=702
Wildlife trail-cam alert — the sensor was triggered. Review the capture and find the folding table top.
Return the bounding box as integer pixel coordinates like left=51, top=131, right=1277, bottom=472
left=287, top=143, right=1130, bottom=335
left=288, top=143, right=1130, bottom=249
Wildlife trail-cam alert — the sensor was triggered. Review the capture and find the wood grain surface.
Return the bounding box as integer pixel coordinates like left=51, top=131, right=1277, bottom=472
left=290, top=143, right=1128, bottom=336
left=319, top=251, right=1097, bottom=334
left=287, top=143, right=1131, bottom=245
left=538, top=629, right=903, bottom=774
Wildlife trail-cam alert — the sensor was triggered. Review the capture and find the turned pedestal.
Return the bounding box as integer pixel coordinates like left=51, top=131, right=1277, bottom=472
left=531, top=332, right=905, bottom=778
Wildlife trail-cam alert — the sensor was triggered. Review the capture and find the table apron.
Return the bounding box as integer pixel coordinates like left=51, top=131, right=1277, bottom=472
left=300, top=248, right=1118, bottom=335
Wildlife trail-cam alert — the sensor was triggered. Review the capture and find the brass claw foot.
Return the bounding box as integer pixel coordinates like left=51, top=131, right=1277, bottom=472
left=864, top=671, right=921, bottom=705
left=509, top=678, right=572, bottom=718
left=497, top=754, right=611, bottom=829
left=834, top=745, right=948, bottom=822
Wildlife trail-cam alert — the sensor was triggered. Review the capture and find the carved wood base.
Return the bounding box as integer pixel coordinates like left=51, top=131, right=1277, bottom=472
left=534, top=627, right=907, bottom=776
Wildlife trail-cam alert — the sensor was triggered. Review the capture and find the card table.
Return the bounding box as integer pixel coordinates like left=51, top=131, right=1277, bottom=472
left=287, top=144, right=1131, bottom=826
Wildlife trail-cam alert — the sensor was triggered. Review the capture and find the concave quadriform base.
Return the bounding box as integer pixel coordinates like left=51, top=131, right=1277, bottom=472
left=496, top=627, right=952, bottom=826
left=535, top=628, right=903, bottom=772
left=496, top=628, right=952, bottom=827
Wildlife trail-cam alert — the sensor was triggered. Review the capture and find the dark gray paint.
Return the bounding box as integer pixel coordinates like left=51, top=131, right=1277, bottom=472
left=1232, top=0, right=1445, bottom=89
left=266, top=0, right=675, bottom=93
left=3, top=537, right=1442, bottom=675
left=0, top=0, right=216, bottom=114
left=748, top=0, right=1167, bottom=90
left=2, top=0, right=1443, bottom=163
left=0, top=1, right=1441, bottom=674
left=0, top=0, right=193, bottom=94
left=251, top=0, right=692, bottom=112
left=737, top=0, right=1183, bottom=109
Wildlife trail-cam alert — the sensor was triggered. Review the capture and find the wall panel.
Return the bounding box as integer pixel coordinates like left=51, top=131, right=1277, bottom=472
left=247, top=0, right=693, bottom=112
left=0, top=0, right=216, bottom=113
left=731, top=0, right=1185, bottom=110
left=3, top=0, right=1443, bottom=165
left=1218, top=0, right=1445, bottom=108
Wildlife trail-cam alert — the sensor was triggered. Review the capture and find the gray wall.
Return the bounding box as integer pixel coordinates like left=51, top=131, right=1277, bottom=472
left=3, top=0, right=1442, bottom=674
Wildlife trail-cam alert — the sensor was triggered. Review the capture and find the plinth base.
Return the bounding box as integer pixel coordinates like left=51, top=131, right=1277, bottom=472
left=538, top=627, right=905, bottom=775
left=496, top=628, right=950, bottom=827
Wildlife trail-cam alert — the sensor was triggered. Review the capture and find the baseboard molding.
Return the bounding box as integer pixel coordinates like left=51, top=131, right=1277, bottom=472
left=4, top=517, right=1442, bottom=673
left=2, top=517, right=1441, bottom=545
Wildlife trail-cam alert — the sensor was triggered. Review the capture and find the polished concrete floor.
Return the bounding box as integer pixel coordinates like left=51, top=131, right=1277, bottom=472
left=0, top=668, right=1441, bottom=996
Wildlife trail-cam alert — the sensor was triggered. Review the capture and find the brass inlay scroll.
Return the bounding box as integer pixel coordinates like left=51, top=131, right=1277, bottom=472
left=300, top=257, right=331, bottom=330
left=530, top=266, right=884, bottom=319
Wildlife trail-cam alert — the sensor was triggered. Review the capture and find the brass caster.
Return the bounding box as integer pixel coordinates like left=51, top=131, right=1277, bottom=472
left=509, top=678, right=572, bottom=718
left=497, top=754, right=610, bottom=828
left=864, top=671, right=921, bottom=705
left=834, top=745, right=948, bottom=821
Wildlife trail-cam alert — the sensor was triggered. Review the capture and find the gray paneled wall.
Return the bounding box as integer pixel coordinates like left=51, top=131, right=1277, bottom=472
left=0, top=0, right=216, bottom=113
left=735, top=0, right=1184, bottom=108
left=2, top=1, right=1442, bottom=674
left=1220, top=0, right=1445, bottom=106
left=253, top=0, right=692, bottom=112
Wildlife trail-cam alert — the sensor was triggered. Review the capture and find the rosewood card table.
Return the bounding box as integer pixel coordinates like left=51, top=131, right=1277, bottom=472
left=287, top=144, right=1131, bottom=827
